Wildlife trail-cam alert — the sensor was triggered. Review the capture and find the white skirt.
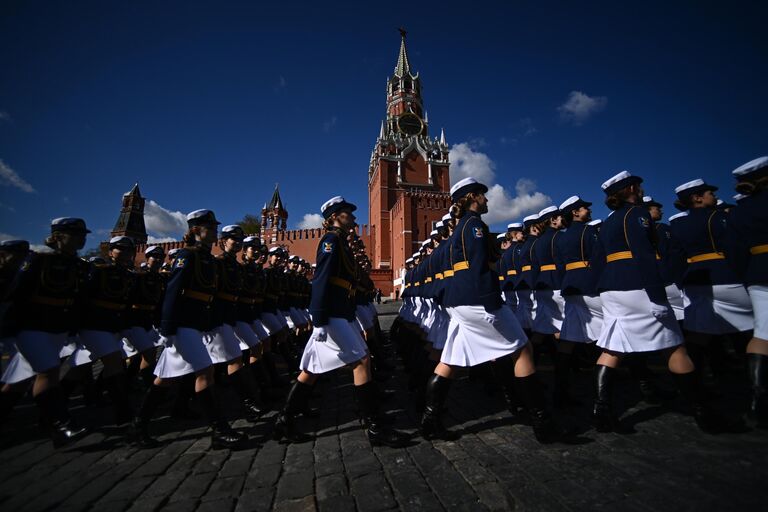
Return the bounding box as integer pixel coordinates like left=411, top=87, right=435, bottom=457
left=260, top=312, right=287, bottom=335
left=532, top=289, right=564, bottom=334
left=154, top=327, right=213, bottom=378
left=300, top=318, right=369, bottom=374
left=421, top=299, right=437, bottom=332
left=748, top=285, right=768, bottom=340
left=560, top=294, right=603, bottom=343
left=683, top=284, right=754, bottom=334
left=665, top=284, right=685, bottom=321
left=441, top=305, right=528, bottom=367
left=14, top=331, right=68, bottom=373
left=235, top=320, right=261, bottom=350
left=356, top=304, right=375, bottom=331
left=426, top=304, right=450, bottom=350
left=598, top=290, right=683, bottom=353
left=208, top=324, right=245, bottom=364
left=515, top=290, right=535, bottom=330
left=1, top=351, right=34, bottom=384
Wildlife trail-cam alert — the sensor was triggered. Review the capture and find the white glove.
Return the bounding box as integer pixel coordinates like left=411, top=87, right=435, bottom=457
left=650, top=302, right=670, bottom=319
left=483, top=312, right=497, bottom=324
left=314, top=327, right=328, bottom=342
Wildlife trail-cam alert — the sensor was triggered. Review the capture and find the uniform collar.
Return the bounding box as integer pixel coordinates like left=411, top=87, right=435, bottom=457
left=464, top=210, right=481, bottom=219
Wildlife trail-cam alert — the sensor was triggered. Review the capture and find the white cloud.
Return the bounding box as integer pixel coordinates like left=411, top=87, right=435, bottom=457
left=322, top=116, right=337, bottom=133
left=296, top=213, right=324, bottom=229
left=147, top=236, right=177, bottom=244
left=0, top=159, right=35, bottom=193
left=449, top=143, right=496, bottom=185
left=144, top=200, right=187, bottom=238
left=557, top=91, right=607, bottom=125
left=449, top=143, right=551, bottom=226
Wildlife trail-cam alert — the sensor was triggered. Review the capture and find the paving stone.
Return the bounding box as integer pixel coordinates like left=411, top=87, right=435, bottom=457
left=161, top=500, right=199, bottom=512
left=197, top=497, right=237, bottom=511
left=193, top=450, right=230, bottom=474
left=142, top=471, right=188, bottom=498
left=385, top=468, right=432, bottom=500
left=169, top=471, right=217, bottom=502
left=472, top=482, right=514, bottom=511
left=315, top=473, right=348, bottom=500
left=397, top=493, right=445, bottom=512
left=273, top=495, right=317, bottom=512
left=244, top=462, right=282, bottom=490
left=317, top=494, right=356, bottom=512
left=275, top=469, right=314, bottom=501
left=124, top=496, right=167, bottom=512
left=350, top=471, right=397, bottom=511
left=95, top=476, right=156, bottom=504
left=220, top=456, right=255, bottom=477
left=235, top=488, right=275, bottom=512
left=202, top=476, right=245, bottom=501
left=166, top=452, right=205, bottom=473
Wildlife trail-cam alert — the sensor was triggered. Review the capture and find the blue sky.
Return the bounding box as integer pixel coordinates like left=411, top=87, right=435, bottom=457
left=1, top=1, right=766, bottom=249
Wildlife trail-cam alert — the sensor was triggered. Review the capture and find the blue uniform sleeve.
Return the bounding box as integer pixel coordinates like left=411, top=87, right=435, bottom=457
left=160, top=250, right=192, bottom=336
left=309, top=234, right=339, bottom=327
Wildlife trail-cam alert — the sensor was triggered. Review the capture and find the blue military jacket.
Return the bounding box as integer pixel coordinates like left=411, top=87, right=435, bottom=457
left=80, top=262, right=135, bottom=333
left=654, top=222, right=686, bottom=286
left=128, top=269, right=165, bottom=330
left=443, top=211, right=503, bottom=311
left=213, top=252, right=242, bottom=327
left=533, top=229, right=564, bottom=290
left=595, top=203, right=666, bottom=304
left=515, top=235, right=539, bottom=290
left=238, top=261, right=264, bottom=322
left=309, top=228, right=357, bottom=326
left=431, top=240, right=449, bottom=304
left=160, top=246, right=219, bottom=336
left=669, top=207, right=742, bottom=286
left=11, top=252, right=87, bottom=334
left=555, top=221, right=603, bottom=296
left=725, top=190, right=767, bottom=286
left=500, top=242, right=517, bottom=292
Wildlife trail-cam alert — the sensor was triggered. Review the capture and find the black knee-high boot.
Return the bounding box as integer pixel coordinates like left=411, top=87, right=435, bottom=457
left=489, top=356, right=522, bottom=417
left=553, top=352, right=581, bottom=408
left=229, top=368, right=264, bottom=422
left=132, top=385, right=168, bottom=448
left=421, top=374, right=459, bottom=440
left=273, top=380, right=313, bottom=442
left=626, top=354, right=676, bottom=404
left=354, top=381, right=408, bottom=447
left=196, top=386, right=247, bottom=449
left=0, top=388, right=25, bottom=422
left=673, top=370, right=739, bottom=434
left=516, top=373, right=570, bottom=443
left=747, top=354, right=768, bottom=428
left=263, top=350, right=288, bottom=387
left=592, top=365, right=618, bottom=432
left=139, top=366, right=156, bottom=391
left=171, top=373, right=198, bottom=419
left=34, top=386, right=88, bottom=447
left=103, top=374, right=134, bottom=426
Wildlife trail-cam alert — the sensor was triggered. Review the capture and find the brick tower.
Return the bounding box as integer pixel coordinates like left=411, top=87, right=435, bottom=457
left=111, top=182, right=148, bottom=244
left=368, top=30, right=451, bottom=290
left=261, top=184, right=288, bottom=246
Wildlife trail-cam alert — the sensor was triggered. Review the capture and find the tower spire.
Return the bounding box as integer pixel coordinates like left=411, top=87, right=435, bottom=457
left=394, top=28, right=411, bottom=77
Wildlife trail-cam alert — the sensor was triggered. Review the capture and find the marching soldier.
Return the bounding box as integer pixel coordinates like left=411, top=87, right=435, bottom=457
left=592, top=171, right=733, bottom=433
left=273, top=196, right=407, bottom=447
left=514, top=213, right=541, bottom=334
left=133, top=209, right=247, bottom=449
left=9, top=218, right=90, bottom=446
left=422, top=177, right=570, bottom=444
left=726, top=156, right=768, bottom=427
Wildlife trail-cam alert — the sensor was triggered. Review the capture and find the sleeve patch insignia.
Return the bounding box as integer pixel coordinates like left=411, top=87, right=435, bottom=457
left=174, top=258, right=186, bottom=269
left=20, top=261, right=30, bottom=271
left=473, top=227, right=484, bottom=238
left=638, top=217, right=649, bottom=228
left=323, top=242, right=334, bottom=253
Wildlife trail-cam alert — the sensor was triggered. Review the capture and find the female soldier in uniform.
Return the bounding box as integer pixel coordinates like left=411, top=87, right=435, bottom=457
left=422, top=178, right=569, bottom=444
left=592, top=171, right=732, bottom=433
left=514, top=214, right=540, bottom=335
left=273, top=196, right=407, bottom=447
left=10, top=218, right=90, bottom=446
left=726, top=156, right=768, bottom=427
left=133, top=209, right=246, bottom=449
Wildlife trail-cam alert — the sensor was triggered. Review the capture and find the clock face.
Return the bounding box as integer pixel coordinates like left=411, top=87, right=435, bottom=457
left=397, top=113, right=423, bottom=136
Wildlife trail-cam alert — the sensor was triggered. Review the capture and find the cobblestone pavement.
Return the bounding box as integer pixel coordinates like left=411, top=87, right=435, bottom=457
left=1, top=302, right=766, bottom=511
